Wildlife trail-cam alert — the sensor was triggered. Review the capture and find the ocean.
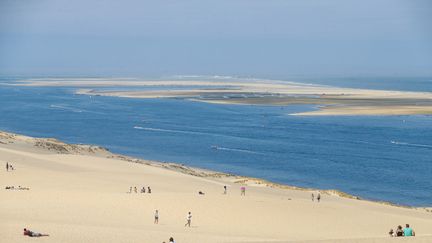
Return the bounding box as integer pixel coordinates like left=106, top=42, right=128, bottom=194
left=0, top=76, right=431, bottom=206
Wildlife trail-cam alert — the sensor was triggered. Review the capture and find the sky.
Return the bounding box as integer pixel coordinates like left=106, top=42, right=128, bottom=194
left=0, top=0, right=431, bottom=78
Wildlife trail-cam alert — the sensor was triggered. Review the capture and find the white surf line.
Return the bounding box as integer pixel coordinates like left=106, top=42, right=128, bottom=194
left=390, top=140, right=432, bottom=148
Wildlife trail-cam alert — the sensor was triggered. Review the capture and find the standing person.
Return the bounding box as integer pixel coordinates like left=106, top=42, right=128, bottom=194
left=154, top=210, right=159, bottom=224
left=148, top=186, right=151, bottom=193
left=184, top=212, right=192, bottom=227
left=223, top=185, right=227, bottom=194
left=403, top=224, right=415, bottom=236
left=169, top=237, right=175, bottom=243
left=317, top=193, right=321, bottom=202
left=134, top=186, right=137, bottom=193
left=241, top=186, right=246, bottom=196
left=311, top=193, right=314, bottom=201
left=6, top=162, right=9, bottom=172
left=129, top=187, right=132, bottom=193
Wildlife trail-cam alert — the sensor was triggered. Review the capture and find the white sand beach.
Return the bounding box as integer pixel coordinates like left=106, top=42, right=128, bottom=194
left=10, top=78, right=432, bottom=116
left=1, top=131, right=432, bottom=243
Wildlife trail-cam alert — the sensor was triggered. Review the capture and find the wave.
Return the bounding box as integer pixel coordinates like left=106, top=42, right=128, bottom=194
left=50, top=104, right=83, bottom=113
left=211, top=145, right=264, bottom=155
left=133, top=126, right=207, bottom=136
left=390, top=140, right=432, bottom=149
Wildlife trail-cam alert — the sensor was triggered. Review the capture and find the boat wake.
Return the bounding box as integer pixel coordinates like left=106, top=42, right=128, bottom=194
left=211, top=145, right=263, bottom=155
left=133, top=126, right=206, bottom=136
left=50, top=104, right=83, bottom=113
left=390, top=140, right=432, bottom=149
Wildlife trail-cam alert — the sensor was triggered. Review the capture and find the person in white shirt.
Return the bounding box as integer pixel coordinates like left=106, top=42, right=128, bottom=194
left=184, top=212, right=192, bottom=227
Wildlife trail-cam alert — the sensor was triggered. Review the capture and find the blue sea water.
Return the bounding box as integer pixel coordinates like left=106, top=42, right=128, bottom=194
left=0, top=77, right=431, bottom=206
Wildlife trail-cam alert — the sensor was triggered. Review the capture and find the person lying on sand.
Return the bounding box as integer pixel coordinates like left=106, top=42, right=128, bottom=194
left=23, top=228, right=49, bottom=237
left=5, top=186, right=29, bottom=190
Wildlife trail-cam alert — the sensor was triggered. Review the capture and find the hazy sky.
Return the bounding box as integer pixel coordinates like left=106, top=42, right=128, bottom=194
left=0, top=0, right=431, bottom=78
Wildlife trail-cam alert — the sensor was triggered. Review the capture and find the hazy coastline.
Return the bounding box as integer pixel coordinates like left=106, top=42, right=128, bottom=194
left=9, top=77, right=432, bottom=116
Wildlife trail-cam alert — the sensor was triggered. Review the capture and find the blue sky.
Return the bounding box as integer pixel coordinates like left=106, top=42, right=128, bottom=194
left=0, top=0, right=431, bottom=77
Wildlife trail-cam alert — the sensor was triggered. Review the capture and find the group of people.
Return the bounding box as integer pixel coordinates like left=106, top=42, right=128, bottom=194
left=128, top=186, right=152, bottom=193
left=6, top=162, right=14, bottom=171
left=152, top=210, right=193, bottom=228
left=201, top=185, right=245, bottom=196
left=311, top=193, right=321, bottom=202
left=389, top=224, right=415, bottom=237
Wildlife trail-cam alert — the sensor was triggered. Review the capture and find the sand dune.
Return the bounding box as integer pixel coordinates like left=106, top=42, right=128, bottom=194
left=1, top=131, right=432, bottom=243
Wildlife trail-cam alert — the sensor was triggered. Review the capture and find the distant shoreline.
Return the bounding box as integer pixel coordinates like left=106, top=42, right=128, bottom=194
left=8, top=77, right=432, bottom=116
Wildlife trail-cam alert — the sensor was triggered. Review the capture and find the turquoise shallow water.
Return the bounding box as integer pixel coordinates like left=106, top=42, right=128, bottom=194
left=0, top=77, right=431, bottom=206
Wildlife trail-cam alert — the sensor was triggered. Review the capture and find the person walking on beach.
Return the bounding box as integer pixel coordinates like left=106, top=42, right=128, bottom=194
left=148, top=186, right=151, bottom=193
left=311, top=193, right=314, bottom=201
left=224, top=185, right=227, bottom=194
left=403, top=224, right=415, bottom=236
left=129, top=186, right=132, bottom=193
left=134, top=186, right=137, bottom=193
left=241, top=186, right=246, bottom=196
left=185, top=212, right=192, bottom=227
left=154, top=210, right=159, bottom=224
left=6, top=162, right=9, bottom=172
left=317, top=193, right=321, bottom=202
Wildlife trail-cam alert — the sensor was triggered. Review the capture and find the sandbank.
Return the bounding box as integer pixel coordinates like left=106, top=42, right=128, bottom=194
left=8, top=78, right=432, bottom=116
